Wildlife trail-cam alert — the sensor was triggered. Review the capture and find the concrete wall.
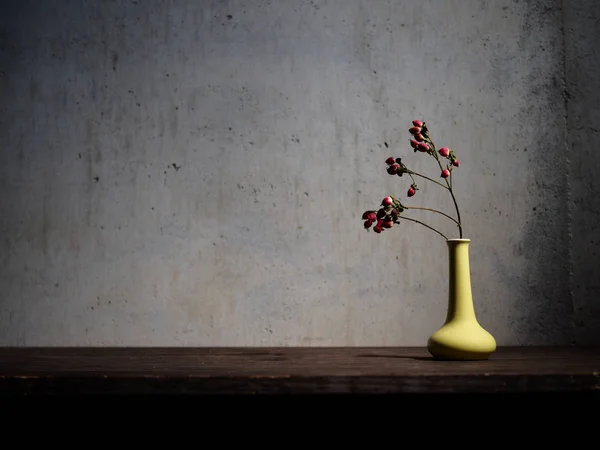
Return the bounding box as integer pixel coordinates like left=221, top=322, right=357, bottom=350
left=0, top=0, right=597, bottom=346
left=564, top=0, right=600, bottom=345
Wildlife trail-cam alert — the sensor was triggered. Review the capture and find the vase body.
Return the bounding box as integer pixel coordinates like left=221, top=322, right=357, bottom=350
left=427, top=239, right=496, bottom=361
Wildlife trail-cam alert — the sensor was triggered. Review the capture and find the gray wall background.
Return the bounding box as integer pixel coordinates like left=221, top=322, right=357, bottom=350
left=1, top=0, right=598, bottom=347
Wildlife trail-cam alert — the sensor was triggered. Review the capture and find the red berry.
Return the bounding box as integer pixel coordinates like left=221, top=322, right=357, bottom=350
left=417, top=142, right=429, bottom=152
left=410, top=139, right=418, bottom=149
left=438, top=147, right=450, bottom=157
left=364, top=220, right=373, bottom=229
left=441, top=169, right=450, bottom=178
left=373, top=226, right=383, bottom=233
left=414, top=133, right=425, bottom=142
left=377, top=209, right=386, bottom=219
left=412, top=120, right=423, bottom=127
left=385, top=157, right=395, bottom=165
left=387, top=163, right=400, bottom=175
left=391, top=209, right=399, bottom=218
left=407, top=187, right=415, bottom=197
left=367, top=212, right=376, bottom=221
left=408, top=126, right=421, bottom=135
left=452, top=159, right=459, bottom=167
left=381, top=196, right=393, bottom=207
left=376, top=219, right=384, bottom=228
left=362, top=211, right=370, bottom=220
left=383, top=220, right=393, bottom=228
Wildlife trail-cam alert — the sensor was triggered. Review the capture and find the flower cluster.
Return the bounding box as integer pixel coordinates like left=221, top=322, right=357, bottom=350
left=362, top=196, right=405, bottom=233
left=361, top=120, right=464, bottom=240
left=407, top=121, right=460, bottom=179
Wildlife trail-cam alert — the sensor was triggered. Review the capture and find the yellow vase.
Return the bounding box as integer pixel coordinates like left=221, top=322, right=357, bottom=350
left=427, top=239, right=496, bottom=361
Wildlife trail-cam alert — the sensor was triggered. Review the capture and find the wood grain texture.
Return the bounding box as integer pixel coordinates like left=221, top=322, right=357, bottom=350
left=0, top=347, right=599, bottom=395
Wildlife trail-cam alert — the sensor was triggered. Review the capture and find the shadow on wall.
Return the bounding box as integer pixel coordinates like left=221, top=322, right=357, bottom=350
left=511, top=1, right=572, bottom=346
left=515, top=0, right=600, bottom=346
left=565, top=0, right=600, bottom=345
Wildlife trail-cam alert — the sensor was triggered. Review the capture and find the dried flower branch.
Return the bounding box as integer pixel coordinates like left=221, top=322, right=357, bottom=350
left=361, top=120, right=463, bottom=239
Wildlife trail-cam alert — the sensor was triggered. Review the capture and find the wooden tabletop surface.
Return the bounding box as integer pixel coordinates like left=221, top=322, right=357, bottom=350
left=1, top=346, right=599, bottom=395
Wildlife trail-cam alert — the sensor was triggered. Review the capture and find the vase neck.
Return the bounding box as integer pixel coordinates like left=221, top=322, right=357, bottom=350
left=445, top=240, right=476, bottom=322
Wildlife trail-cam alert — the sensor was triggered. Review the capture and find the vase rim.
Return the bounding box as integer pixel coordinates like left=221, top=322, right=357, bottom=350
left=446, top=238, right=471, bottom=242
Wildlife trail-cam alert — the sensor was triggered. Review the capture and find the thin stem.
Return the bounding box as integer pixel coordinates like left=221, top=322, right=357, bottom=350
left=425, top=133, right=463, bottom=238
left=449, top=188, right=463, bottom=238
left=397, top=216, right=448, bottom=240
left=407, top=170, right=448, bottom=189
left=405, top=206, right=460, bottom=226
left=427, top=139, right=452, bottom=192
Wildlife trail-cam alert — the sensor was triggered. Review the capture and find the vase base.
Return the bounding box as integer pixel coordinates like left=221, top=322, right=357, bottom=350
left=427, top=339, right=495, bottom=361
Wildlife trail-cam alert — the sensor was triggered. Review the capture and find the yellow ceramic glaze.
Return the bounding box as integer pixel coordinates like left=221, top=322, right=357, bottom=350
left=427, top=239, right=496, bottom=361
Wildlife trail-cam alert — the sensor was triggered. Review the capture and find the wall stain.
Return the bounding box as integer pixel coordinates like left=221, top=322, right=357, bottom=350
left=112, top=52, right=118, bottom=71
left=169, top=107, right=178, bottom=138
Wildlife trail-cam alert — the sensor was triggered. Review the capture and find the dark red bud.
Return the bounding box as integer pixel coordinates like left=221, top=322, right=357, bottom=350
left=377, top=209, right=386, bottom=219
left=439, top=147, right=450, bottom=157
left=414, top=134, right=425, bottom=142
left=385, top=157, right=395, bottom=165
left=381, top=196, right=393, bottom=207
left=362, top=211, right=370, bottom=220
left=407, top=187, right=415, bottom=197
left=409, top=139, right=418, bottom=149
left=364, top=220, right=373, bottom=229
left=412, top=120, right=423, bottom=127
left=409, top=126, right=421, bottom=135
left=376, top=219, right=384, bottom=228
left=441, top=169, right=450, bottom=178
left=452, top=159, right=459, bottom=167
left=383, top=220, right=393, bottom=229
left=373, top=226, right=383, bottom=233
left=387, top=164, right=401, bottom=175
left=417, top=142, right=429, bottom=152
left=391, top=209, right=399, bottom=218
left=367, top=212, right=377, bottom=221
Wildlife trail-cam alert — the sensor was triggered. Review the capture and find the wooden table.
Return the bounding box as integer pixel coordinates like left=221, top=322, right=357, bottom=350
left=1, top=346, right=599, bottom=396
